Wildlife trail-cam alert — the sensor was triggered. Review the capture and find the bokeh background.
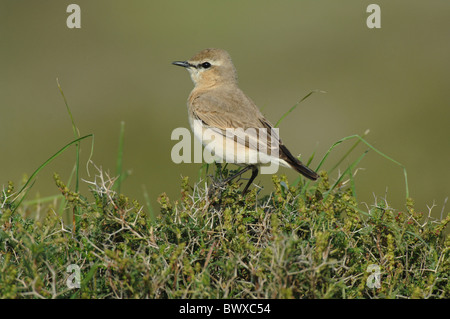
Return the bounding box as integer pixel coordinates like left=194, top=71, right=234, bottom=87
left=1, top=1, right=449, bottom=218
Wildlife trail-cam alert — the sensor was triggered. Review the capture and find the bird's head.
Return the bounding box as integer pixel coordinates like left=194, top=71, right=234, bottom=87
left=172, top=48, right=237, bottom=87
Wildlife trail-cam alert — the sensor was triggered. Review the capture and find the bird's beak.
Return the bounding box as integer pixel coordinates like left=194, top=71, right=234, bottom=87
left=172, top=61, right=193, bottom=68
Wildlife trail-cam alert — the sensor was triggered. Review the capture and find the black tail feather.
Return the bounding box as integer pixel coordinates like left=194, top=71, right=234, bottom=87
left=279, top=144, right=319, bottom=181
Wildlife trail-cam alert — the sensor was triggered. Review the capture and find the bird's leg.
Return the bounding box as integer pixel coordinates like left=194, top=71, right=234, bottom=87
left=210, top=165, right=258, bottom=195
left=222, top=165, right=252, bottom=185
left=207, top=165, right=249, bottom=196
left=242, top=166, right=258, bottom=194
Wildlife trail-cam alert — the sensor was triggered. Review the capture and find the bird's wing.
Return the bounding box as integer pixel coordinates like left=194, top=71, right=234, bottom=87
left=191, top=92, right=280, bottom=155
left=191, top=91, right=319, bottom=180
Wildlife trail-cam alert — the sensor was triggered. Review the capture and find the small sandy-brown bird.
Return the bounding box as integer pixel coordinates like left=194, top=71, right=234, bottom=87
left=172, top=48, right=318, bottom=193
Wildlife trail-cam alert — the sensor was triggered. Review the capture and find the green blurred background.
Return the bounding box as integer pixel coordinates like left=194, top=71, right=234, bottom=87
left=1, top=1, right=449, bottom=218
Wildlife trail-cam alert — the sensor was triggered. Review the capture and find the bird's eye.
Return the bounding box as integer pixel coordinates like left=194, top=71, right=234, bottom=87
left=201, top=62, right=211, bottom=69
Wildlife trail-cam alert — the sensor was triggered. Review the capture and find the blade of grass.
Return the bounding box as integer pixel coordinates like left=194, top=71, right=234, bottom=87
left=57, top=162, right=77, bottom=215
left=275, top=90, right=325, bottom=128
left=198, top=163, right=206, bottom=180
left=348, top=166, right=357, bottom=200
left=115, top=121, right=126, bottom=192
left=317, top=134, right=409, bottom=199
left=13, top=180, right=36, bottom=211
left=23, top=194, right=63, bottom=206
left=57, top=79, right=95, bottom=231
left=57, top=78, right=81, bottom=193
left=12, top=134, right=93, bottom=214
left=324, top=149, right=369, bottom=200
left=57, top=78, right=82, bottom=230
left=300, top=134, right=409, bottom=200
left=142, top=185, right=156, bottom=222
left=306, top=148, right=316, bottom=167
left=329, top=129, right=370, bottom=174
left=198, top=163, right=213, bottom=182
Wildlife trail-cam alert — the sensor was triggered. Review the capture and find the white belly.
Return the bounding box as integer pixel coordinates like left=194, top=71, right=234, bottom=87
left=190, top=118, right=290, bottom=173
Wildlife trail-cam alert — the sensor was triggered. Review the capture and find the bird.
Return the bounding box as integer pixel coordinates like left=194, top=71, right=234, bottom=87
left=172, top=48, right=318, bottom=194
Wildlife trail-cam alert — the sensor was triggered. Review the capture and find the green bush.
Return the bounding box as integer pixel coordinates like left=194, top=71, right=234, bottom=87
left=0, top=168, right=449, bottom=299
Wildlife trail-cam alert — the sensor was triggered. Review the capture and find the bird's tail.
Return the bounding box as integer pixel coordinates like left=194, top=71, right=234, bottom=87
left=279, top=144, right=319, bottom=180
